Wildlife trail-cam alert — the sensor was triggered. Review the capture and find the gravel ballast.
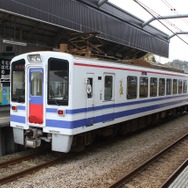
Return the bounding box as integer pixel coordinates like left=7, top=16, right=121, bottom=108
left=1, top=114, right=188, bottom=188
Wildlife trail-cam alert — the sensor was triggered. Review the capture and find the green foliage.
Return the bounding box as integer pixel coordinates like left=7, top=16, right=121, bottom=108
left=165, top=59, right=188, bottom=70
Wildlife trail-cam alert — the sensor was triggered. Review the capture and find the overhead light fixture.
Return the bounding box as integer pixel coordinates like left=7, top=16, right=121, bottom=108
left=3, top=39, right=27, bottom=46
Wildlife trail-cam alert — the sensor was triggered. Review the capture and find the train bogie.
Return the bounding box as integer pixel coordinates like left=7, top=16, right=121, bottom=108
left=10, top=51, right=188, bottom=152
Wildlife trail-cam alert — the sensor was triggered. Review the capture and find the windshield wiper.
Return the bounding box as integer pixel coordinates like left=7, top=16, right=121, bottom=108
left=50, top=97, right=60, bottom=106
left=16, top=95, right=25, bottom=102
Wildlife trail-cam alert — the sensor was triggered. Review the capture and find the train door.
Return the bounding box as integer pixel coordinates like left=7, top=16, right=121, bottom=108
left=27, top=67, right=44, bottom=125
left=103, top=73, right=115, bottom=122
left=86, top=73, right=94, bottom=126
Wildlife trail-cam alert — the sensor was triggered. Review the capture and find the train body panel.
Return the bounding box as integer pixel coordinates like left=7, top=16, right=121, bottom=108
left=10, top=51, right=188, bottom=152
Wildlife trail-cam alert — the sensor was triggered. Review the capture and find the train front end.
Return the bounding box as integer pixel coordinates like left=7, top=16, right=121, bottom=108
left=10, top=52, right=73, bottom=152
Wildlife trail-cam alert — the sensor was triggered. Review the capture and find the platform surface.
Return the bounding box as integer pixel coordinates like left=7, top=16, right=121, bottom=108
left=169, top=164, right=188, bottom=188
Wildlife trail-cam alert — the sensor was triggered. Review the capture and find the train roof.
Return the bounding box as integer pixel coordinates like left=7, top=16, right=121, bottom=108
left=73, top=52, right=185, bottom=74
left=11, top=51, right=186, bottom=74
left=122, top=59, right=185, bottom=74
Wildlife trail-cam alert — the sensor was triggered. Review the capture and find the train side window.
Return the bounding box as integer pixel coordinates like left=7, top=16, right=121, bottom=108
left=183, top=80, right=187, bottom=93
left=139, top=77, right=148, bottom=98
left=173, top=79, right=177, bottom=94
left=150, top=77, right=157, bottom=97
left=159, top=78, right=165, bottom=96
left=87, top=78, right=93, bottom=98
left=127, top=76, right=137, bottom=99
left=178, top=79, right=182, bottom=94
left=104, top=75, right=113, bottom=101
left=166, top=79, right=172, bottom=95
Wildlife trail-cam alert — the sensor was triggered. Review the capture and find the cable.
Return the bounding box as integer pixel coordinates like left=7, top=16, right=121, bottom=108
left=133, top=0, right=188, bottom=45
left=161, top=0, right=188, bottom=30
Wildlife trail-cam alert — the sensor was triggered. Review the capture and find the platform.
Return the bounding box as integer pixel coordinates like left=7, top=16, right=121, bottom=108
left=169, top=164, right=188, bottom=188
left=0, top=106, right=18, bottom=156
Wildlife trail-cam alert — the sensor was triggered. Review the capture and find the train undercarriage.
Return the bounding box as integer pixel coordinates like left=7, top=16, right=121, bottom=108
left=16, top=105, right=188, bottom=152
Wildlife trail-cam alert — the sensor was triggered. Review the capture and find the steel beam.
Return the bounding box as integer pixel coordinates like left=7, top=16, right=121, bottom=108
left=168, top=32, right=188, bottom=40
left=98, top=0, right=108, bottom=7
left=142, top=14, right=188, bottom=28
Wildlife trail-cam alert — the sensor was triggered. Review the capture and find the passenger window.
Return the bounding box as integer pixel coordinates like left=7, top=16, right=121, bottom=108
left=104, top=75, right=113, bottom=101
left=127, top=76, right=137, bottom=99
left=166, top=79, right=172, bottom=95
left=159, top=78, right=165, bottom=96
left=173, top=79, right=177, bottom=94
left=150, top=77, right=157, bottom=97
left=183, top=80, right=187, bottom=93
left=139, top=77, right=148, bottom=98
left=87, top=78, right=93, bottom=98
left=178, top=79, right=182, bottom=94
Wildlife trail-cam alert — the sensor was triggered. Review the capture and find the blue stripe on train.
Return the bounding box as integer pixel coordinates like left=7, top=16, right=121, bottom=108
left=46, top=98, right=188, bottom=128
left=11, top=97, right=188, bottom=127
left=10, top=115, right=25, bottom=123
left=14, top=94, right=188, bottom=113
left=45, top=94, right=188, bottom=114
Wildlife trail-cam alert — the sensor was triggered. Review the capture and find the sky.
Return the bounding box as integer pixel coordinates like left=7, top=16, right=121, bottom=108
left=108, top=0, right=188, bottom=64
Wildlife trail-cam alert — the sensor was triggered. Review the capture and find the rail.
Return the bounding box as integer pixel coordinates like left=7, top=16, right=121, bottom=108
left=0, top=151, right=72, bottom=185
left=109, top=133, right=188, bottom=188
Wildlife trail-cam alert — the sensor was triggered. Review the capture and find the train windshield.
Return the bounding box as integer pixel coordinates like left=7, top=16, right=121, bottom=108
left=48, top=58, right=69, bottom=105
left=11, top=59, right=25, bottom=102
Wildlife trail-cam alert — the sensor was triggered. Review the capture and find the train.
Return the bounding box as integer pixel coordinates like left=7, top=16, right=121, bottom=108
left=10, top=51, right=188, bottom=152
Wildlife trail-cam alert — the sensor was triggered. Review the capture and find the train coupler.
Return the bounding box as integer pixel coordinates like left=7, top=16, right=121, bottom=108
left=25, top=128, right=42, bottom=148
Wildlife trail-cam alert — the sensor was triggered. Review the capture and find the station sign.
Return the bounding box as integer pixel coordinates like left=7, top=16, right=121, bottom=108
left=0, top=58, right=10, bottom=82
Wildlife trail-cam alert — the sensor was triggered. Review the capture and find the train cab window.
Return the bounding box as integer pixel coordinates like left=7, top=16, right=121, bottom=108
left=183, top=80, right=187, bottom=93
left=150, top=77, right=157, bottom=97
left=11, top=59, right=25, bottom=103
left=48, top=58, right=69, bottom=105
left=30, top=72, right=42, bottom=96
left=173, top=79, right=177, bottom=94
left=127, top=76, right=137, bottom=99
left=166, top=79, right=172, bottom=95
left=139, top=77, right=148, bottom=98
left=159, top=78, right=165, bottom=96
left=178, top=79, right=182, bottom=94
left=104, top=75, right=113, bottom=101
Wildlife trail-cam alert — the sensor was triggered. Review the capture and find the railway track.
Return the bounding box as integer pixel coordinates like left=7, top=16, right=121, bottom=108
left=0, top=150, right=47, bottom=168
left=0, top=151, right=70, bottom=185
left=109, top=132, right=188, bottom=188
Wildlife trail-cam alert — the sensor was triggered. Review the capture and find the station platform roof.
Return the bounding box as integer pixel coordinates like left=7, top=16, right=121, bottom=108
left=0, top=0, right=169, bottom=59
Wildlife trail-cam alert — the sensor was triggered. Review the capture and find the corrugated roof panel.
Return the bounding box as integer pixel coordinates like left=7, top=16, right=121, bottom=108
left=0, top=0, right=169, bottom=57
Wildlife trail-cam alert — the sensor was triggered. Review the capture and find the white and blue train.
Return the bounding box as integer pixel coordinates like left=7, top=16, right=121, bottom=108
left=10, top=51, right=188, bottom=152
